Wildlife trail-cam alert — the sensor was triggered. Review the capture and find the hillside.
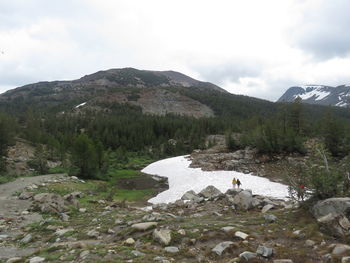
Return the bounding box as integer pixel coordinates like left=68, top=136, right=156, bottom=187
left=0, top=68, right=228, bottom=118
left=278, top=84, right=350, bottom=108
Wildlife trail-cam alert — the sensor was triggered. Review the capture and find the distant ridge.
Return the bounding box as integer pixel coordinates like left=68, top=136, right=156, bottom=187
left=277, top=84, right=350, bottom=107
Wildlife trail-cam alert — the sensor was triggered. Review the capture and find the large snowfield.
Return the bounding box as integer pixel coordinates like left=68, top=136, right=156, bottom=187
left=142, top=155, right=290, bottom=204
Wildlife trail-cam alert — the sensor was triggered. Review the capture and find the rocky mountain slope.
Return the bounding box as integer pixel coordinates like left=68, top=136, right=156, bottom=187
left=1, top=174, right=350, bottom=263
left=278, top=84, right=350, bottom=108
left=0, top=68, right=227, bottom=118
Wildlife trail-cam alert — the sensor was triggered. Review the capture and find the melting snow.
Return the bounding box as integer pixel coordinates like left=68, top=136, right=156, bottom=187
left=143, top=156, right=290, bottom=204
left=75, top=102, right=87, bottom=108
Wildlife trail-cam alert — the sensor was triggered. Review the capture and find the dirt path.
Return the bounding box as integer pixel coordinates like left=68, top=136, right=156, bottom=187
left=0, top=174, right=69, bottom=261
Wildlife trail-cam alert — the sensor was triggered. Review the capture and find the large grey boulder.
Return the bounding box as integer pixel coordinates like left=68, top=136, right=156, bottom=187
left=332, top=244, right=350, bottom=256
left=181, top=190, right=203, bottom=203
left=212, top=241, right=233, bottom=256
left=233, top=190, right=254, bottom=210
left=198, top=185, right=222, bottom=199
left=312, top=198, right=350, bottom=218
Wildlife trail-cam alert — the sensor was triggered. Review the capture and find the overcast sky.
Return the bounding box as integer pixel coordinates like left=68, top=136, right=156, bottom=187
left=1, top=0, right=350, bottom=101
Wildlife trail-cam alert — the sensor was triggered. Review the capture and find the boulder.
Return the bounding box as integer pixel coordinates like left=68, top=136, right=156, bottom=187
left=225, top=188, right=243, bottom=196
left=33, top=193, right=66, bottom=214
left=233, top=190, right=254, bottom=210
left=264, top=214, right=277, bottom=223
left=235, top=231, right=248, bottom=240
left=29, top=257, right=45, bottom=263
left=262, top=204, right=274, bottom=213
left=153, top=229, right=172, bottom=246
left=132, top=222, right=158, bottom=231
left=221, top=226, right=235, bottom=233
left=198, top=185, right=222, bottom=199
left=332, top=244, right=350, bottom=256
left=256, top=245, right=273, bottom=258
left=212, top=241, right=234, bottom=256
left=273, top=260, right=293, bottom=263
left=124, top=238, right=135, bottom=245
left=20, top=234, right=32, bottom=244
left=239, top=251, right=257, bottom=261
left=181, top=190, right=202, bottom=202
left=19, top=192, right=34, bottom=200
left=312, top=198, right=350, bottom=219
left=164, top=246, right=179, bottom=253
left=317, top=213, right=350, bottom=237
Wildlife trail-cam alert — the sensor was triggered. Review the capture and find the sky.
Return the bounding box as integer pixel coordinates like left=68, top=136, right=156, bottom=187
left=1, top=0, right=350, bottom=101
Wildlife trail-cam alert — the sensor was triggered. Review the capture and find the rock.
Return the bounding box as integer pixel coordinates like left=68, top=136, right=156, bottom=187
left=317, top=213, right=350, bottom=237
left=239, top=251, right=257, bottom=261
left=55, top=228, right=74, bottom=236
left=20, top=234, right=32, bottom=244
left=181, top=190, right=202, bottom=202
left=124, top=238, right=135, bottom=245
left=87, top=230, right=99, bottom=238
left=342, top=257, right=350, bottom=263
left=233, top=190, right=253, bottom=210
left=312, top=198, right=350, bottom=218
left=131, top=250, right=145, bottom=257
left=256, top=245, right=273, bottom=257
left=262, top=204, right=274, bottom=213
left=305, top=240, right=316, bottom=247
left=80, top=250, right=90, bottom=258
left=60, top=213, right=70, bottom=222
left=264, top=214, right=277, bottom=223
left=212, top=241, right=234, bottom=256
left=273, top=260, right=293, bottom=263
left=235, top=231, right=248, bottom=240
left=198, top=185, right=222, bottom=199
left=225, top=188, right=243, bottom=196
left=0, top=234, right=9, bottom=240
left=79, top=208, right=87, bottom=213
left=153, top=229, right=172, bottom=246
left=33, top=193, right=66, bottom=214
left=6, top=257, right=22, bottom=263
left=131, top=222, right=158, bottom=231
left=332, top=244, right=350, bottom=256
left=221, top=226, right=235, bottom=233
left=19, top=192, right=34, bottom=200
left=164, top=246, right=179, bottom=253
left=29, top=257, right=45, bottom=263
left=177, top=229, right=186, bottom=235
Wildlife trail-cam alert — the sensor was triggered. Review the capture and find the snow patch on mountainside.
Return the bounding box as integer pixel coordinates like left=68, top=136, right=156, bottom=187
left=295, top=85, right=330, bottom=101
left=143, top=155, right=289, bottom=204
left=75, top=102, right=87, bottom=108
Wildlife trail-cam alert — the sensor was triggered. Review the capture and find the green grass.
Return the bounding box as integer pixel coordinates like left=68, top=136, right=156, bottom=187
left=112, top=189, right=155, bottom=201
left=0, top=174, right=16, bottom=184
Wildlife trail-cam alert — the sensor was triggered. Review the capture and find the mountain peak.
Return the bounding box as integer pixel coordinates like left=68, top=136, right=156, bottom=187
left=278, top=84, right=350, bottom=108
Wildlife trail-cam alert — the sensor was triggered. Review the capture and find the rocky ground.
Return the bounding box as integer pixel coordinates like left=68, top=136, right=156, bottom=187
left=1, top=173, right=350, bottom=263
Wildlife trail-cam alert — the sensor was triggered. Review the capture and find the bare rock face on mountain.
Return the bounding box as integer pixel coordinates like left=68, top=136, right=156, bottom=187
left=0, top=68, right=226, bottom=118
left=278, top=84, right=350, bottom=107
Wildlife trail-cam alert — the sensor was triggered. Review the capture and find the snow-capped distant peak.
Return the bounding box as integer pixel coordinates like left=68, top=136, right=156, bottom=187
left=294, top=85, right=330, bottom=101
left=75, top=102, right=87, bottom=108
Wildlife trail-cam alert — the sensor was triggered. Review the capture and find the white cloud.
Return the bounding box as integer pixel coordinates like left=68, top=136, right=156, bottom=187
left=0, top=0, right=350, bottom=101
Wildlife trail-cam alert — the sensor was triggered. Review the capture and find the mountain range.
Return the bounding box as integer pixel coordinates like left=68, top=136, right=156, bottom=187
left=278, top=84, right=350, bottom=108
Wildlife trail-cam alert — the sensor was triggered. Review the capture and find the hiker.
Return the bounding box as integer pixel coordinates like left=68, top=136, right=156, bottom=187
left=232, top=177, right=237, bottom=188
left=237, top=179, right=242, bottom=188
left=297, top=184, right=305, bottom=201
